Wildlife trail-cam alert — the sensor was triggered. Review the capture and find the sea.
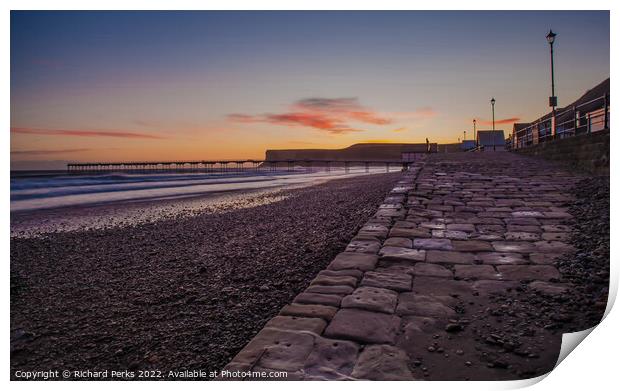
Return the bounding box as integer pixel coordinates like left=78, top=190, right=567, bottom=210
left=10, top=166, right=398, bottom=213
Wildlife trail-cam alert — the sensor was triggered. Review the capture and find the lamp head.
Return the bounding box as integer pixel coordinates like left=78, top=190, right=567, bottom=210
left=546, top=30, right=556, bottom=44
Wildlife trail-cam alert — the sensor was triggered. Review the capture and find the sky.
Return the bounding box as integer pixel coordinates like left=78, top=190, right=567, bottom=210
left=10, top=11, right=610, bottom=169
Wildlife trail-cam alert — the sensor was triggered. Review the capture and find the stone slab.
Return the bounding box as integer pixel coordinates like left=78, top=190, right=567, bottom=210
left=529, top=252, right=562, bottom=265
left=533, top=241, right=576, bottom=254
left=280, top=304, right=338, bottom=321
left=476, top=252, right=528, bottom=265
left=491, top=241, right=536, bottom=253
left=432, top=230, right=469, bottom=240
left=379, top=246, right=426, bottom=262
left=472, top=280, right=519, bottom=294
left=345, top=239, right=381, bottom=254
left=303, top=337, right=360, bottom=380
left=413, top=238, right=453, bottom=251
left=383, top=237, right=413, bottom=248
left=426, top=250, right=476, bottom=264
left=319, top=269, right=363, bottom=279
left=361, top=271, right=413, bottom=292
left=311, top=274, right=358, bottom=287
left=412, top=263, right=453, bottom=278
left=446, top=223, right=476, bottom=232
left=412, top=276, right=473, bottom=297
left=351, top=345, right=414, bottom=380
left=231, top=328, right=315, bottom=371
left=529, top=281, right=570, bottom=295
left=541, top=224, right=571, bottom=232
left=328, top=252, right=378, bottom=271
left=454, top=265, right=502, bottom=280
left=389, top=227, right=432, bottom=239
left=505, top=232, right=541, bottom=241
left=324, top=309, right=401, bottom=344
left=265, top=316, right=327, bottom=334
left=496, top=265, right=560, bottom=281
left=541, top=232, right=571, bottom=241
left=451, top=240, right=494, bottom=252
left=294, top=292, right=343, bottom=307
left=396, top=293, right=457, bottom=317
left=507, top=225, right=541, bottom=233
left=341, top=286, right=398, bottom=314
left=306, top=285, right=355, bottom=295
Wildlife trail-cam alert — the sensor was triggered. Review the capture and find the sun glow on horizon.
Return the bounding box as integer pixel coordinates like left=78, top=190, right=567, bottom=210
left=10, top=11, right=609, bottom=169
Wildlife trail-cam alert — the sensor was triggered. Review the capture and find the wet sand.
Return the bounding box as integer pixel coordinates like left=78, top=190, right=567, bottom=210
left=10, top=172, right=402, bottom=377
left=11, top=187, right=291, bottom=238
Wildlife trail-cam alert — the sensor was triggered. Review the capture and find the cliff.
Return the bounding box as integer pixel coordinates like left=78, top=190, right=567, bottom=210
left=265, top=143, right=437, bottom=161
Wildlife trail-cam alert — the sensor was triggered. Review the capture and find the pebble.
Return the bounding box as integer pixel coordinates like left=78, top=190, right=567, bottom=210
left=445, top=323, right=464, bottom=333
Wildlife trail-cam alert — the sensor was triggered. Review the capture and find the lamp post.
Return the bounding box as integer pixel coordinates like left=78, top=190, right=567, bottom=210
left=546, top=29, right=557, bottom=140
left=473, top=119, right=477, bottom=147
left=491, top=97, right=496, bottom=130
left=463, top=130, right=466, bottom=142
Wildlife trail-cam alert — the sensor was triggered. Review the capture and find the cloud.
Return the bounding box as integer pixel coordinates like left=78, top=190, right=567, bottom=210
left=294, top=98, right=391, bottom=125
left=11, top=127, right=165, bottom=139
left=476, top=117, right=521, bottom=126
left=11, top=148, right=92, bottom=155
left=391, top=127, right=408, bottom=133
left=228, top=97, right=399, bottom=134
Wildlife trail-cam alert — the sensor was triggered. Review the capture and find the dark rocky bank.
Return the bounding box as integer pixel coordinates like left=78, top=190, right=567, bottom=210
left=471, top=175, right=610, bottom=379
left=10, top=172, right=402, bottom=379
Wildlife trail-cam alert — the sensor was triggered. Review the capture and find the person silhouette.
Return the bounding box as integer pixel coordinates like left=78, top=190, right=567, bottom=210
left=426, top=138, right=430, bottom=153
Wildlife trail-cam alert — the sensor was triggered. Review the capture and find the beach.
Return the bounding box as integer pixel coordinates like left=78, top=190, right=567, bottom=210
left=10, top=171, right=402, bottom=376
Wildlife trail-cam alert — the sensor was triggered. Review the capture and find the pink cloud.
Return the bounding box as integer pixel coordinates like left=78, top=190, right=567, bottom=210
left=476, top=117, right=521, bottom=126
left=11, top=127, right=165, bottom=139
left=228, top=97, right=401, bottom=134
left=11, top=148, right=92, bottom=155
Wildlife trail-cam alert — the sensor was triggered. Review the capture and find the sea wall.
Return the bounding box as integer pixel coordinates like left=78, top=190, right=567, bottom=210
left=513, top=129, right=609, bottom=175
left=265, top=143, right=437, bottom=161
left=437, top=143, right=462, bottom=153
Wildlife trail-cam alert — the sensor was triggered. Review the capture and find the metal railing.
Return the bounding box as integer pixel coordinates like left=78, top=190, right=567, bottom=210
left=513, top=94, right=610, bottom=149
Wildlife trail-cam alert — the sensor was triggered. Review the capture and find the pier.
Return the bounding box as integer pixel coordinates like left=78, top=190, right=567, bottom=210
left=66, top=157, right=428, bottom=174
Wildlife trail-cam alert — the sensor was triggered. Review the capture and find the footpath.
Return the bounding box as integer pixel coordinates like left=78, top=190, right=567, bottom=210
left=221, top=152, right=580, bottom=381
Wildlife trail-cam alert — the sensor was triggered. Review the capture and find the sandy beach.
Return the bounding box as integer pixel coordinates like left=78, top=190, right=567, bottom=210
left=10, top=172, right=402, bottom=376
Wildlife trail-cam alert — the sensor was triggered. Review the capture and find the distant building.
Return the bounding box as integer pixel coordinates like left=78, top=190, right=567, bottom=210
left=265, top=143, right=437, bottom=162
left=513, top=78, right=609, bottom=149
left=476, top=130, right=506, bottom=151
left=461, top=140, right=476, bottom=151
left=512, top=123, right=529, bottom=148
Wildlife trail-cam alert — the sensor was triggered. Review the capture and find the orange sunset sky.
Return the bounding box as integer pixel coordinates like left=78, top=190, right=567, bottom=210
left=10, top=11, right=610, bottom=169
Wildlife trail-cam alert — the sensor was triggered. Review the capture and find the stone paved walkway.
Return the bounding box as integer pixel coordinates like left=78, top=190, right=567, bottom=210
left=221, top=152, right=581, bottom=380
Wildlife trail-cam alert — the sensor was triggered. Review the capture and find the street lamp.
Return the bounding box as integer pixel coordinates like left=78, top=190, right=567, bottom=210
left=491, top=98, right=496, bottom=130
left=473, top=119, right=477, bottom=147
left=546, top=29, right=557, bottom=139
